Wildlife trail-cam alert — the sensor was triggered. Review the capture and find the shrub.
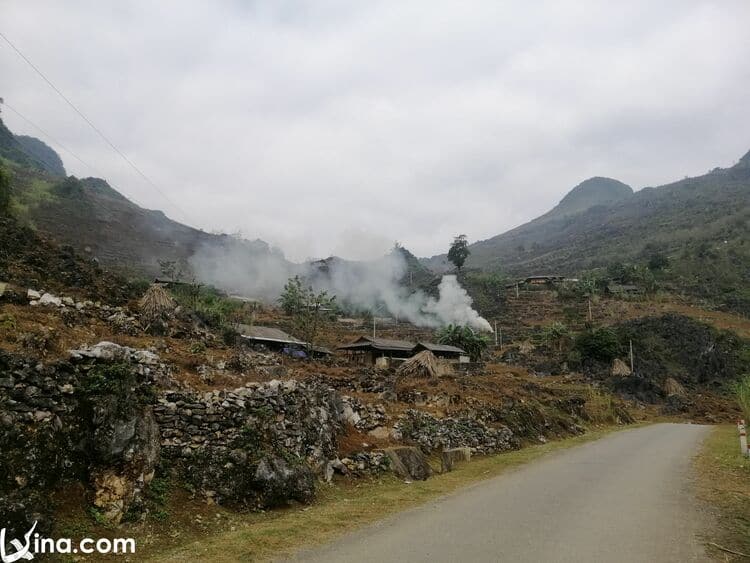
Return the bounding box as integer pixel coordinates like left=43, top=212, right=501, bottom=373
left=575, top=327, right=619, bottom=364
left=737, top=376, right=750, bottom=423
left=0, top=164, right=10, bottom=214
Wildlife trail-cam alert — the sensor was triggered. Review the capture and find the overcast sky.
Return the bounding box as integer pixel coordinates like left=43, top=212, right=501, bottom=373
left=2, top=1, right=750, bottom=261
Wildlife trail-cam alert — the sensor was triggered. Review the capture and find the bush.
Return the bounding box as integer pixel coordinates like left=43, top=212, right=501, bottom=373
left=575, top=327, right=619, bottom=364
left=737, top=376, right=750, bottom=423
left=0, top=164, right=11, bottom=214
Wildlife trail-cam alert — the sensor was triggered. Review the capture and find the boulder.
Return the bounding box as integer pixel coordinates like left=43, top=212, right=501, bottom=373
left=441, top=447, right=472, bottom=473
left=383, top=446, right=433, bottom=481
left=253, top=456, right=315, bottom=506
left=39, top=293, right=62, bottom=307
left=611, top=358, right=632, bottom=376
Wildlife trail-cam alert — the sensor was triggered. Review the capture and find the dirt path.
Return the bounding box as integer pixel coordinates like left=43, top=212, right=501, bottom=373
left=288, top=423, right=713, bottom=563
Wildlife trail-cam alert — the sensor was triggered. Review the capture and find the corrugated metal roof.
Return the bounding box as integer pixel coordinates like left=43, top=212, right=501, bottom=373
left=414, top=341, right=466, bottom=354
left=338, top=335, right=415, bottom=352
left=238, top=325, right=304, bottom=344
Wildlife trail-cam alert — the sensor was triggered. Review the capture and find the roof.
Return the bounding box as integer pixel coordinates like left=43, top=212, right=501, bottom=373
left=414, top=341, right=466, bottom=354
left=525, top=274, right=566, bottom=281
left=337, top=335, right=415, bottom=352
left=237, top=325, right=304, bottom=345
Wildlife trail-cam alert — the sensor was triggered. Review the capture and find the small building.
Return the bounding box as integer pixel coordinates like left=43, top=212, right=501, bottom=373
left=337, top=336, right=415, bottom=366
left=236, top=325, right=332, bottom=358
left=606, top=283, right=644, bottom=296
left=524, top=275, right=566, bottom=285
left=412, top=342, right=468, bottom=362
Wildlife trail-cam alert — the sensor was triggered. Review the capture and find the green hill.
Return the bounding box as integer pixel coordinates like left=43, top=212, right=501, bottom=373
left=423, top=152, right=750, bottom=314
left=0, top=117, right=277, bottom=279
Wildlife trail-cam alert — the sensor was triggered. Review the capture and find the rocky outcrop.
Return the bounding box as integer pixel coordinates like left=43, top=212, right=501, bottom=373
left=383, top=447, right=433, bottom=481
left=153, top=379, right=345, bottom=508
left=394, top=409, right=517, bottom=455
left=0, top=343, right=164, bottom=531
left=441, top=447, right=472, bottom=472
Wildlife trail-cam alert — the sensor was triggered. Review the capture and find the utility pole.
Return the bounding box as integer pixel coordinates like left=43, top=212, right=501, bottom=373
left=494, top=321, right=498, bottom=347
left=588, top=299, right=592, bottom=322
left=629, top=339, right=634, bottom=373
left=515, top=283, right=519, bottom=298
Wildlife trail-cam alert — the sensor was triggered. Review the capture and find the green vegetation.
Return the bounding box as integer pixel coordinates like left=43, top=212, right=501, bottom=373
left=574, top=326, right=619, bottom=364
left=426, top=155, right=750, bottom=315
left=460, top=271, right=507, bottom=318
left=447, top=234, right=470, bottom=272
left=171, top=283, right=243, bottom=329
left=0, top=163, right=10, bottom=214
left=541, top=321, right=571, bottom=352
left=436, top=324, right=489, bottom=361
left=695, top=425, right=750, bottom=559
left=736, top=376, right=750, bottom=423
left=279, top=275, right=336, bottom=352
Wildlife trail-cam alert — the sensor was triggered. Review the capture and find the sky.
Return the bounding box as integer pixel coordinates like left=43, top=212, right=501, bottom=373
left=2, top=1, right=750, bottom=262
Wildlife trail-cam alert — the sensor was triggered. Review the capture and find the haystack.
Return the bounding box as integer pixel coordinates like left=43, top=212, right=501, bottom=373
left=139, top=283, right=176, bottom=323
left=396, top=350, right=439, bottom=378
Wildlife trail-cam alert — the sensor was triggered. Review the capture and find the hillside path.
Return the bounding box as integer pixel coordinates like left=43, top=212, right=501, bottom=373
left=287, top=423, right=712, bottom=563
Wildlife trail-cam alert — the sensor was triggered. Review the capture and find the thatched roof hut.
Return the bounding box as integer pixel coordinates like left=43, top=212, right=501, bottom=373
left=139, top=283, right=176, bottom=322
left=396, top=350, right=440, bottom=378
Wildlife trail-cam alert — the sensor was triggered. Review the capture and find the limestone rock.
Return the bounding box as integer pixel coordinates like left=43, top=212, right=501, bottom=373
left=253, top=457, right=315, bottom=506
left=383, top=446, right=433, bottom=481
left=441, top=447, right=472, bottom=473
left=39, top=293, right=62, bottom=307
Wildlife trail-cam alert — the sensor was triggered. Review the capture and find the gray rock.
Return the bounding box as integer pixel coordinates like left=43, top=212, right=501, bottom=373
left=383, top=446, right=433, bottom=481
left=441, top=447, right=472, bottom=473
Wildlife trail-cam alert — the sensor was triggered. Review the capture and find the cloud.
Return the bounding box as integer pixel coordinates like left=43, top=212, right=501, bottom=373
left=2, top=0, right=749, bottom=260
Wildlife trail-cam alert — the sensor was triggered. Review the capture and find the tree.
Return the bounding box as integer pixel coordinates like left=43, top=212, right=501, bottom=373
left=436, top=324, right=489, bottom=362
left=541, top=321, right=571, bottom=352
left=279, top=276, right=336, bottom=354
left=0, top=163, right=11, bottom=215
left=279, top=275, right=306, bottom=315
left=647, top=252, right=669, bottom=271
left=448, top=234, right=470, bottom=272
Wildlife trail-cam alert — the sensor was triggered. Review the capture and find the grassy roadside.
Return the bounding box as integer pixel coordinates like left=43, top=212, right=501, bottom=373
left=695, top=425, right=750, bottom=560
left=144, top=425, right=633, bottom=562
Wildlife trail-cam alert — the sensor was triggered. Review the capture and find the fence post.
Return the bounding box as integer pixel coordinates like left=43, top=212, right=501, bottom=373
left=739, top=419, right=749, bottom=457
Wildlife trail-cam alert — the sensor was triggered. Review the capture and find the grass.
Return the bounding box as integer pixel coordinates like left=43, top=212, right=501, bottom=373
left=736, top=376, right=750, bottom=423
left=145, top=426, right=628, bottom=562
left=694, top=425, right=750, bottom=560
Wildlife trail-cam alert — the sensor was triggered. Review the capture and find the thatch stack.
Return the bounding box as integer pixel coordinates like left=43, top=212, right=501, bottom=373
left=139, top=283, right=176, bottom=323
left=396, top=350, right=439, bottom=378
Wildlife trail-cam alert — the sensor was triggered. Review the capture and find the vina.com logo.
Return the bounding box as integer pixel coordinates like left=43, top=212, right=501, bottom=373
left=0, top=522, right=135, bottom=561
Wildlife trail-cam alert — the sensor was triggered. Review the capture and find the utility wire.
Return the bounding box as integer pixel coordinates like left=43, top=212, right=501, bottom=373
left=0, top=29, right=195, bottom=224
left=2, top=100, right=147, bottom=208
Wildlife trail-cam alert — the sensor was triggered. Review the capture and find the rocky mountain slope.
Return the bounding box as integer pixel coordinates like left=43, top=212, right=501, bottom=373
left=0, top=118, right=278, bottom=278
left=423, top=151, right=750, bottom=313
left=424, top=154, right=750, bottom=275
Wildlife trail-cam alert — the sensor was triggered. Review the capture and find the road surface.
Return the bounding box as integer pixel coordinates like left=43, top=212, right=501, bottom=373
left=288, top=423, right=713, bottom=563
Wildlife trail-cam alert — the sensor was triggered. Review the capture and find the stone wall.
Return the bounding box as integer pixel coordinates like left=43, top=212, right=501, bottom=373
left=153, top=380, right=346, bottom=507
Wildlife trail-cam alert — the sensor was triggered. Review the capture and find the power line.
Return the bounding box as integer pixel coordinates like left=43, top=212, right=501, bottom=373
left=0, top=29, right=195, bottom=224
left=2, top=100, right=146, bottom=208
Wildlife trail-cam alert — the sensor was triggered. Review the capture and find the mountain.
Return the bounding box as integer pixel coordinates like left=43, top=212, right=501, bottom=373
left=423, top=151, right=750, bottom=313
left=553, top=177, right=633, bottom=215
left=0, top=123, right=66, bottom=176
left=0, top=117, right=278, bottom=280
left=14, top=135, right=66, bottom=176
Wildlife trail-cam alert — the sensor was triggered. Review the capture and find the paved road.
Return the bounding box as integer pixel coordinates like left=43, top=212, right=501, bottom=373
left=289, top=423, right=713, bottom=563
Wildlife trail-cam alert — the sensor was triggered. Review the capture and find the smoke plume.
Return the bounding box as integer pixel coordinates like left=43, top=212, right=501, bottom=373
left=189, top=239, right=492, bottom=332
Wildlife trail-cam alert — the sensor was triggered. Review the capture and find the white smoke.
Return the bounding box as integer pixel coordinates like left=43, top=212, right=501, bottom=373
left=188, top=239, right=492, bottom=332
left=424, top=275, right=493, bottom=332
